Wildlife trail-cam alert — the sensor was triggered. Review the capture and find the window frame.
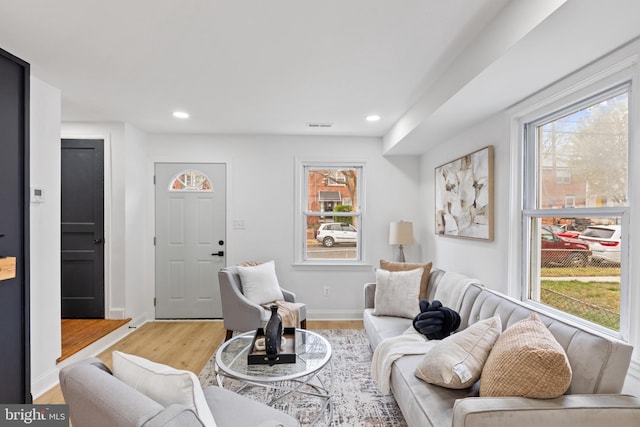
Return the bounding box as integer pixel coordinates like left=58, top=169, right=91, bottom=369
left=294, top=159, right=366, bottom=267
left=518, top=73, right=633, bottom=340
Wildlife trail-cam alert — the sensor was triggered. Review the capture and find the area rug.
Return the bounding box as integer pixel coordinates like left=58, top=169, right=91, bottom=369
left=199, top=329, right=407, bottom=426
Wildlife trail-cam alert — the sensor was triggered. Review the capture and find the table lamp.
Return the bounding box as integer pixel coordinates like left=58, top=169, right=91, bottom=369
left=389, top=221, right=413, bottom=262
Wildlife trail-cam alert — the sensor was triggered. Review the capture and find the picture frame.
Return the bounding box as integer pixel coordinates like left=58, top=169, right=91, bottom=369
left=435, top=145, right=494, bottom=240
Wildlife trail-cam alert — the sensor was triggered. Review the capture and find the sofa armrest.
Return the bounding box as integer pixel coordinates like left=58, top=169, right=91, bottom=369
left=364, top=282, right=376, bottom=309
left=452, top=394, right=640, bottom=427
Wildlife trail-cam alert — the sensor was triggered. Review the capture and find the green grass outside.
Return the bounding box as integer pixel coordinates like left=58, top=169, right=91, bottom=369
left=541, top=266, right=620, bottom=277
left=541, top=279, right=620, bottom=330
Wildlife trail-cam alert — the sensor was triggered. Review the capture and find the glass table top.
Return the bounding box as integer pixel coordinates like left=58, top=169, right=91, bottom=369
left=215, top=328, right=332, bottom=382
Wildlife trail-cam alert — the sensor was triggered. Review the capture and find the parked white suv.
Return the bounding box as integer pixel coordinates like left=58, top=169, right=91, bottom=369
left=315, top=222, right=357, bottom=247
left=579, top=225, right=621, bottom=265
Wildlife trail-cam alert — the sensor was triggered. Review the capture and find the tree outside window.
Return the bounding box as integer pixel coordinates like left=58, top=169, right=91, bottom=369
left=301, top=165, right=363, bottom=262
left=524, top=86, right=629, bottom=334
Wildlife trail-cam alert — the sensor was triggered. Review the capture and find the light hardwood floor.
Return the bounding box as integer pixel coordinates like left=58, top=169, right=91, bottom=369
left=35, top=319, right=363, bottom=405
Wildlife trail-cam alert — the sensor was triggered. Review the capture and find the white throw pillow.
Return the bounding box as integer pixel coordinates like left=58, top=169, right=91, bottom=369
left=373, top=267, right=423, bottom=319
left=237, top=260, right=285, bottom=305
left=415, top=315, right=502, bottom=389
left=112, top=351, right=217, bottom=427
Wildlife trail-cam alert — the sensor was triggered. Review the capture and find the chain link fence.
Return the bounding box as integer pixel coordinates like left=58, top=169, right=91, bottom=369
left=540, top=285, right=620, bottom=330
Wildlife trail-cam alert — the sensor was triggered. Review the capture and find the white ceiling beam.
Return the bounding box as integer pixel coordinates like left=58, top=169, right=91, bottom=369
left=382, top=0, right=568, bottom=155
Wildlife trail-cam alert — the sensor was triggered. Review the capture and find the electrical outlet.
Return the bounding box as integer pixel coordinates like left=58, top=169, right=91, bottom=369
left=323, top=286, right=330, bottom=297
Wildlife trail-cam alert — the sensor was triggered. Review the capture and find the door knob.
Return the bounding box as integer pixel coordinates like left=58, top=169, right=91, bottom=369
left=211, top=251, right=224, bottom=256
left=93, top=238, right=104, bottom=245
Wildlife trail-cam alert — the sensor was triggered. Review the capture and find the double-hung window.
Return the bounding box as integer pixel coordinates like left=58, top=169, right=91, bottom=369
left=522, top=82, right=630, bottom=336
left=295, top=161, right=364, bottom=264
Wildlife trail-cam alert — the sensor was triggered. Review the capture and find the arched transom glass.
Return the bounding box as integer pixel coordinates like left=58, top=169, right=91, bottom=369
left=168, top=169, right=213, bottom=192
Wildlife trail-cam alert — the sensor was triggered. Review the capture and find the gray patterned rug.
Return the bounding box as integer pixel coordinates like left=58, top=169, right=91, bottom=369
left=199, top=329, right=407, bottom=427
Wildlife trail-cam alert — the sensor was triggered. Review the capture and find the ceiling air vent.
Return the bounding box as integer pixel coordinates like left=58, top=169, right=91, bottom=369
left=307, top=122, right=333, bottom=129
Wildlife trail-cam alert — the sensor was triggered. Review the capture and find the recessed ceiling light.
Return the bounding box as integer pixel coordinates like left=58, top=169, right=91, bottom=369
left=366, top=114, right=381, bottom=122
left=173, top=111, right=189, bottom=119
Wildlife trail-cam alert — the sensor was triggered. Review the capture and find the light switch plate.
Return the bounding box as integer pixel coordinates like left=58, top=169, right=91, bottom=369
left=31, top=187, right=45, bottom=203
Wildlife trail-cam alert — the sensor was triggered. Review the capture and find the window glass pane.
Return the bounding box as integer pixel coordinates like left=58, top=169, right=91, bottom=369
left=536, top=93, right=628, bottom=209
left=530, top=216, right=621, bottom=331
left=169, top=170, right=213, bottom=192
left=302, top=165, right=362, bottom=262
left=306, top=216, right=358, bottom=260
left=307, top=167, right=358, bottom=213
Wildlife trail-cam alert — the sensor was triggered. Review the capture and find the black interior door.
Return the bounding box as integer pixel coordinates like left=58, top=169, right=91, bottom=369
left=0, top=47, right=31, bottom=403
left=61, top=139, right=105, bottom=318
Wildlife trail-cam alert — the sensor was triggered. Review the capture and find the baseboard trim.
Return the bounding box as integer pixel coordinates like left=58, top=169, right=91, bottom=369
left=307, top=309, right=363, bottom=320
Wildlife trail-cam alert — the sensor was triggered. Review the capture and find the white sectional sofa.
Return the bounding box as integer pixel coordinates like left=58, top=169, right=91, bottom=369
left=364, top=267, right=640, bottom=427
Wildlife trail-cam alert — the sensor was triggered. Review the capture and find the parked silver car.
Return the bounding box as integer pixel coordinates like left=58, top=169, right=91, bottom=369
left=579, top=225, right=621, bottom=265
left=315, top=222, right=357, bottom=247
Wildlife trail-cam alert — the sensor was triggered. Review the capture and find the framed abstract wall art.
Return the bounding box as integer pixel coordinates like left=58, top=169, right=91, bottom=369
left=435, top=145, right=494, bottom=240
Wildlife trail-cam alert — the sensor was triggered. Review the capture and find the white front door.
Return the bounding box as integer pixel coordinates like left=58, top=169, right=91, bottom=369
left=155, top=163, right=226, bottom=318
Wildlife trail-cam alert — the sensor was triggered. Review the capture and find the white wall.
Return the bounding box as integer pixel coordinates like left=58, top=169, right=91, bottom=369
left=123, top=123, right=153, bottom=322
left=29, top=76, right=62, bottom=396
left=147, top=134, right=421, bottom=319
left=419, top=113, right=511, bottom=291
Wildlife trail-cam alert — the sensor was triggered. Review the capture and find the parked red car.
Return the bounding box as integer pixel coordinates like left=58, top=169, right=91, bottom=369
left=541, top=227, right=591, bottom=267
left=543, top=224, right=581, bottom=239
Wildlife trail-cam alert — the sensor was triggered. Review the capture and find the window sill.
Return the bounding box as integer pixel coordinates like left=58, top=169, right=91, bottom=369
left=291, top=262, right=373, bottom=271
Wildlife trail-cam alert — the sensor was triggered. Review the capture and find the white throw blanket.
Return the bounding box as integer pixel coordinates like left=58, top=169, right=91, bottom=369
left=371, top=271, right=481, bottom=394
left=432, top=271, right=480, bottom=311
left=371, top=328, right=437, bottom=395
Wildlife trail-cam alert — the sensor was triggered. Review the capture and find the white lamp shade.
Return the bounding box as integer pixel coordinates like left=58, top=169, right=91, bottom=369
left=389, top=221, right=413, bottom=245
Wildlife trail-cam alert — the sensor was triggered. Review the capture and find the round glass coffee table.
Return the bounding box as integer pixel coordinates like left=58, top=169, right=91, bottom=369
left=215, top=328, right=332, bottom=426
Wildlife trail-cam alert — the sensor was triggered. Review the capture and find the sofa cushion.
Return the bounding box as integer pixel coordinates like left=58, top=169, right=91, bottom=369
left=373, top=267, right=423, bottom=319
left=112, top=351, right=217, bottom=427
left=415, top=315, right=502, bottom=389
left=380, top=260, right=433, bottom=300
left=363, top=308, right=413, bottom=350
left=392, top=354, right=470, bottom=427
left=480, top=313, right=572, bottom=398
left=236, top=260, right=284, bottom=305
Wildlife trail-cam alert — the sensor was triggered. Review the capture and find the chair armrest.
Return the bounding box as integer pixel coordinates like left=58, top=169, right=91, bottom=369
left=364, top=282, right=376, bottom=309
left=143, top=405, right=203, bottom=427
left=281, top=288, right=296, bottom=302
left=218, top=270, right=265, bottom=332
left=452, top=394, right=640, bottom=427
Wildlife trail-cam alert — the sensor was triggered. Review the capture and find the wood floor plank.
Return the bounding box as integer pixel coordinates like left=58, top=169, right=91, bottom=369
left=57, top=318, right=132, bottom=362
left=35, top=319, right=362, bottom=405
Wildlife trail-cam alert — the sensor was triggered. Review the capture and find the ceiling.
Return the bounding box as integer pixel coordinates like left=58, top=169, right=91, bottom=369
left=1, top=1, right=640, bottom=155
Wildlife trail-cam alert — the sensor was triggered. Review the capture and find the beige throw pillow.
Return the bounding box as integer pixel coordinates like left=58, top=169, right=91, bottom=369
left=415, top=315, right=502, bottom=389
left=112, top=351, right=217, bottom=427
left=373, top=267, right=423, bottom=319
left=480, top=313, right=572, bottom=398
left=380, top=260, right=432, bottom=300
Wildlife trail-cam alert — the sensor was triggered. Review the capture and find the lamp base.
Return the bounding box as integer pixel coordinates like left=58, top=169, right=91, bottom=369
left=397, top=245, right=406, bottom=262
